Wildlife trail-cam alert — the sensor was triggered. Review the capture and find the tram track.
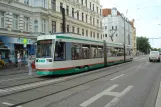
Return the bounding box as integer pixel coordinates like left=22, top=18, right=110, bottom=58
left=0, top=59, right=147, bottom=107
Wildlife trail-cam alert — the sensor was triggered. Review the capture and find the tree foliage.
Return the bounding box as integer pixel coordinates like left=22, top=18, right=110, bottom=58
left=137, top=36, right=151, bottom=54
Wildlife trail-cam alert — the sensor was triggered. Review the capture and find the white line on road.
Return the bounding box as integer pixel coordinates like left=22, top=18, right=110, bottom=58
left=137, top=65, right=141, bottom=68
left=0, top=78, right=63, bottom=93
left=80, top=84, right=133, bottom=107
left=2, top=102, right=13, bottom=106
left=80, top=84, right=119, bottom=107
left=2, top=102, right=22, bottom=107
left=110, top=74, right=124, bottom=80
left=104, top=86, right=134, bottom=107
left=155, top=82, right=161, bottom=107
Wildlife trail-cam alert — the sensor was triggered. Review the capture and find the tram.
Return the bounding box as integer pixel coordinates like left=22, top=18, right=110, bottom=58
left=35, top=33, right=133, bottom=75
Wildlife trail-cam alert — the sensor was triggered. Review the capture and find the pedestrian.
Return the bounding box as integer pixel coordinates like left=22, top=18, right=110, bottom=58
left=0, top=53, right=1, bottom=61
left=17, top=51, right=21, bottom=70
left=28, top=55, right=32, bottom=75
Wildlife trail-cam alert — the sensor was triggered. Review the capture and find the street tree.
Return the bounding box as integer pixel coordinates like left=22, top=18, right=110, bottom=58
left=137, top=36, right=151, bottom=54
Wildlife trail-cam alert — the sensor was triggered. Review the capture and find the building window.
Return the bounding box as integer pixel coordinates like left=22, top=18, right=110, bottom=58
left=101, top=34, right=102, bottom=39
left=12, top=14, right=19, bottom=30
left=105, top=34, right=107, bottom=37
left=93, top=32, right=95, bottom=38
left=42, top=0, right=46, bottom=8
left=116, top=33, right=118, bottom=37
left=41, top=19, right=46, bottom=33
left=77, top=11, right=79, bottom=20
left=86, top=30, right=88, bottom=36
left=51, top=0, right=56, bottom=11
left=66, top=5, right=69, bottom=16
left=24, top=0, right=29, bottom=5
left=90, top=16, right=92, bottom=24
left=96, top=7, right=98, bottom=13
left=100, top=9, right=101, bottom=15
left=97, top=33, right=99, bottom=39
left=97, top=20, right=99, bottom=26
left=85, top=0, right=87, bottom=7
left=93, top=4, right=94, bottom=11
left=90, top=2, right=91, bottom=9
left=82, top=13, right=84, bottom=21
left=86, top=14, right=88, bottom=23
left=72, top=8, right=74, bottom=18
left=112, top=26, right=114, bottom=30
left=100, top=21, right=102, bottom=28
left=60, top=3, right=63, bottom=13
left=77, top=0, right=79, bottom=3
left=0, top=11, right=5, bottom=28
left=67, top=25, right=69, bottom=32
left=105, top=26, right=107, bottom=30
left=90, top=31, right=92, bottom=37
left=60, top=23, right=63, bottom=32
left=52, top=21, right=56, bottom=33
left=24, top=17, right=29, bottom=31
left=82, top=29, right=84, bottom=36
left=77, top=28, right=79, bottom=34
left=72, top=26, right=75, bottom=33
left=34, top=0, right=38, bottom=6
left=81, top=0, right=83, bottom=5
left=93, top=18, right=95, bottom=26
left=34, top=20, right=38, bottom=32
left=115, top=26, right=117, bottom=30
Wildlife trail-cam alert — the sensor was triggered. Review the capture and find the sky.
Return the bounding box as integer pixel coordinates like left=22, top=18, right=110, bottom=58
left=100, top=0, right=161, bottom=48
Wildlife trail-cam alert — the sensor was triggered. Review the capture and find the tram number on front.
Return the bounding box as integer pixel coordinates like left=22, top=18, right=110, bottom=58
left=38, top=60, right=45, bottom=63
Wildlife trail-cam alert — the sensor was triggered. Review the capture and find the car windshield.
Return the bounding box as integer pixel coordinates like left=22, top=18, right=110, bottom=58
left=150, top=51, right=159, bottom=55
left=37, top=39, right=54, bottom=58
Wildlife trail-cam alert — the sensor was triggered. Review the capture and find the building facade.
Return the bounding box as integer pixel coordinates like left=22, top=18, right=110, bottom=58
left=130, top=19, right=137, bottom=56
left=102, top=8, right=132, bottom=46
left=0, top=0, right=103, bottom=63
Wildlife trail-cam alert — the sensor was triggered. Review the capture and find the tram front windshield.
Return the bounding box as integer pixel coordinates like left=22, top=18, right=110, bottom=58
left=37, top=39, right=54, bottom=58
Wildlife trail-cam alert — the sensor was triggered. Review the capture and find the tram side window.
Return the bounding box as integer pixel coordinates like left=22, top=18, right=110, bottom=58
left=54, top=42, right=66, bottom=61
left=72, top=47, right=82, bottom=60
left=82, top=48, right=89, bottom=59
left=98, top=48, right=103, bottom=58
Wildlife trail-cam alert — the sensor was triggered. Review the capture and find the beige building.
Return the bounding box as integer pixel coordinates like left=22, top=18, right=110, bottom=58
left=0, top=0, right=103, bottom=39
left=130, top=19, right=137, bottom=56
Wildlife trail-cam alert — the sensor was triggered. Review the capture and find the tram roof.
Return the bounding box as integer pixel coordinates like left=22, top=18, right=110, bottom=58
left=37, top=33, right=130, bottom=48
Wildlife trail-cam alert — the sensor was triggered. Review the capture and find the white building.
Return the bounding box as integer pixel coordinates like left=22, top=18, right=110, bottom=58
left=102, top=8, right=132, bottom=46
left=0, top=0, right=103, bottom=63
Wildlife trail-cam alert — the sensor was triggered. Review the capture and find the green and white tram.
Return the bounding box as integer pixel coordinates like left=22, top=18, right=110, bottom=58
left=35, top=33, right=133, bottom=75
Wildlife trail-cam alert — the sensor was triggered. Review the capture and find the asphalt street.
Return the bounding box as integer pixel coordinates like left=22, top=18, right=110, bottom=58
left=0, top=55, right=160, bottom=107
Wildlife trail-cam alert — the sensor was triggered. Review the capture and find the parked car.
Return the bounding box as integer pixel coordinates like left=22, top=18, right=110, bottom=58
left=149, top=51, right=160, bottom=62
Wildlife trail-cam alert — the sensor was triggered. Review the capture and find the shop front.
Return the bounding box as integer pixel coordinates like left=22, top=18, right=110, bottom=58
left=0, top=36, right=36, bottom=64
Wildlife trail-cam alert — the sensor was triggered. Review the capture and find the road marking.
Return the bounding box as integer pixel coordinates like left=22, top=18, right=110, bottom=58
left=2, top=102, right=22, bottom=107
left=2, top=102, right=13, bottom=106
left=80, top=84, right=118, bottom=107
left=104, top=86, right=133, bottom=107
left=137, top=65, right=141, bottom=68
left=0, top=78, right=63, bottom=93
left=110, top=74, right=124, bottom=80
left=80, top=84, right=133, bottom=107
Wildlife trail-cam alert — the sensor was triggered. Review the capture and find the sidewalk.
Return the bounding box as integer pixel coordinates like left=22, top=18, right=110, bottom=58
left=0, top=66, right=35, bottom=76
left=155, top=81, right=161, bottom=107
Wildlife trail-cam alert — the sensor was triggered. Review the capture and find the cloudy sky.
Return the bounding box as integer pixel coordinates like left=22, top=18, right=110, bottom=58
left=100, top=0, right=161, bottom=48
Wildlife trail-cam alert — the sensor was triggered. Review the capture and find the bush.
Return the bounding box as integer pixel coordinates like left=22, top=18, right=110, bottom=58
left=0, top=60, right=5, bottom=69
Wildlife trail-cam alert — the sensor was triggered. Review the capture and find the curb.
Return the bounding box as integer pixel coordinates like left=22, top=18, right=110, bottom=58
left=155, top=81, right=161, bottom=107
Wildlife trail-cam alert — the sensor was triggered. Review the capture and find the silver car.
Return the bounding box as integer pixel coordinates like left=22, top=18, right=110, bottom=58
left=149, top=51, right=160, bottom=62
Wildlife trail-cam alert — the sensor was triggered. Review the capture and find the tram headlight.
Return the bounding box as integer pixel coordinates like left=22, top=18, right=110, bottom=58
left=36, top=59, right=38, bottom=62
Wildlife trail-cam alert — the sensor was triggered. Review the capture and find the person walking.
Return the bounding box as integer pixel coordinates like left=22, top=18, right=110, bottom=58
left=17, top=51, right=22, bottom=70
left=28, top=55, right=32, bottom=75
